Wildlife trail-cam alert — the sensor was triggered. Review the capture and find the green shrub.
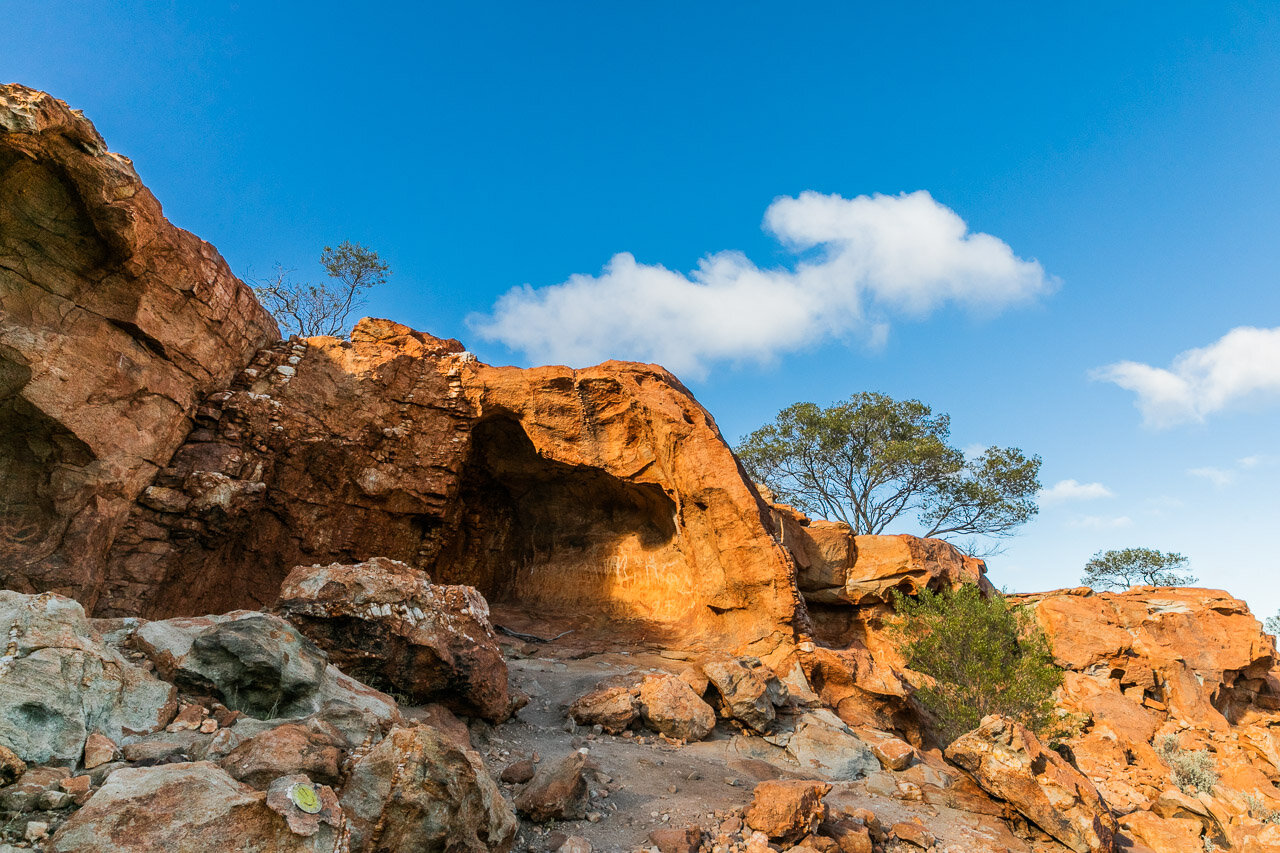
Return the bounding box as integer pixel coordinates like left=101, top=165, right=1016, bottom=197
left=891, top=583, right=1064, bottom=745
left=1157, top=735, right=1219, bottom=794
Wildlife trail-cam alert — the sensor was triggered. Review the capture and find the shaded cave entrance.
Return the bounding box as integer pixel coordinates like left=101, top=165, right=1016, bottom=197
left=430, top=416, right=686, bottom=632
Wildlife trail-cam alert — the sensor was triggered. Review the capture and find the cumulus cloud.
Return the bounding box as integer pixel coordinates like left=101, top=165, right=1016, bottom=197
left=1038, top=479, right=1114, bottom=506
left=470, top=191, right=1054, bottom=376
left=1093, top=326, right=1280, bottom=427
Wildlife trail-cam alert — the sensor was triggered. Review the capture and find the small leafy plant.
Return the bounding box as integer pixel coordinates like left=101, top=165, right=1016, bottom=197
left=891, top=583, right=1064, bottom=745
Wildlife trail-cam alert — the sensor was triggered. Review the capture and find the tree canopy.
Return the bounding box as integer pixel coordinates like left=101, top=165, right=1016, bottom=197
left=1081, top=547, right=1196, bottom=590
left=253, top=241, right=391, bottom=338
left=736, top=392, right=1041, bottom=551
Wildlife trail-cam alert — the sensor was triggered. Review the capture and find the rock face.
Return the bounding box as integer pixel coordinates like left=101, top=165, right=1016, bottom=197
left=341, top=724, right=518, bottom=853
left=946, top=715, right=1118, bottom=853
left=47, top=762, right=339, bottom=852
left=129, top=610, right=400, bottom=733
left=275, top=557, right=511, bottom=721
left=98, top=317, right=804, bottom=656
left=772, top=499, right=991, bottom=608
left=0, top=591, right=175, bottom=765
left=0, top=84, right=279, bottom=607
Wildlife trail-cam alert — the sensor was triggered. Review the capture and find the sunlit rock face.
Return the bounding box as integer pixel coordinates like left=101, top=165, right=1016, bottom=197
left=97, top=318, right=804, bottom=656
left=0, top=84, right=278, bottom=607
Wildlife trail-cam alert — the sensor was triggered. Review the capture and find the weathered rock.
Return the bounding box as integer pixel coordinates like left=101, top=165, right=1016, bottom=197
left=946, top=715, right=1118, bottom=853
left=131, top=611, right=327, bottom=719
left=0, top=765, right=69, bottom=812
left=1022, top=587, right=1277, bottom=729
left=48, top=762, right=337, bottom=851
left=779, top=710, right=878, bottom=781
left=648, top=824, right=703, bottom=853
left=219, top=722, right=345, bottom=788
left=854, top=727, right=916, bottom=771
left=889, top=820, right=935, bottom=848
left=704, top=657, right=781, bottom=732
left=275, top=557, right=510, bottom=721
left=340, top=724, right=517, bottom=852
left=94, top=316, right=804, bottom=659
left=771, top=500, right=990, bottom=607
left=500, top=758, right=536, bottom=784
left=638, top=674, right=716, bottom=741
left=514, top=751, right=590, bottom=823
left=743, top=779, right=831, bottom=844
left=819, top=818, right=873, bottom=853
left=569, top=685, right=640, bottom=734
left=0, top=744, right=24, bottom=785
left=0, top=84, right=279, bottom=608
left=0, top=591, right=175, bottom=764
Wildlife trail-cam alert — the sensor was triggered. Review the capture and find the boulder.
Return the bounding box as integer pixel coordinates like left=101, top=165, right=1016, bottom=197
left=0, top=84, right=278, bottom=608
left=569, top=686, right=640, bottom=734
left=274, top=557, right=510, bottom=721
left=778, top=711, right=878, bottom=781
left=514, top=751, right=590, bottom=823
left=47, top=762, right=338, bottom=852
left=131, top=611, right=327, bottom=719
left=743, top=779, right=831, bottom=845
left=946, top=715, right=1118, bottom=853
left=704, top=657, right=784, bottom=732
left=638, top=674, right=716, bottom=741
left=648, top=825, right=703, bottom=853
left=340, top=724, right=517, bottom=852
left=219, top=722, right=345, bottom=788
left=0, top=591, right=174, bottom=764
left=0, top=744, right=24, bottom=785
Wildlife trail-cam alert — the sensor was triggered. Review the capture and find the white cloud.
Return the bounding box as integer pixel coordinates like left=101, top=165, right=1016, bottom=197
left=1068, top=515, right=1134, bottom=530
left=1188, top=466, right=1235, bottom=488
left=1093, top=326, right=1280, bottom=427
left=1038, top=479, right=1114, bottom=506
left=470, top=191, right=1055, bottom=376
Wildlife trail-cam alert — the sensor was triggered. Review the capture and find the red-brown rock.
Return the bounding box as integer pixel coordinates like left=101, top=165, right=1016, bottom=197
left=95, top=318, right=804, bottom=659
left=743, top=779, right=832, bottom=844
left=0, top=84, right=278, bottom=608
left=946, top=715, right=1118, bottom=853
left=514, top=751, right=590, bottom=823
left=274, top=557, right=511, bottom=721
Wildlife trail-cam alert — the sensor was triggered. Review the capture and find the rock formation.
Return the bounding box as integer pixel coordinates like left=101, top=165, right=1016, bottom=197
left=8, top=82, right=1280, bottom=853
left=98, top=318, right=805, bottom=657
left=0, top=85, right=279, bottom=607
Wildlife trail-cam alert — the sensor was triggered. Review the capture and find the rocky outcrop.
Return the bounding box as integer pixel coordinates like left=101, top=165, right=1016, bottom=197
left=771, top=503, right=991, bottom=607
left=0, top=85, right=279, bottom=607
left=274, top=557, right=511, bottom=721
left=946, top=715, right=1118, bottom=853
left=341, top=724, right=518, bottom=852
left=0, top=591, right=175, bottom=765
left=98, top=317, right=804, bottom=656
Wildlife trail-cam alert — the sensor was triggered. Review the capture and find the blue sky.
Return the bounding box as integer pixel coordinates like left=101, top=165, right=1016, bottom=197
left=7, top=2, right=1280, bottom=617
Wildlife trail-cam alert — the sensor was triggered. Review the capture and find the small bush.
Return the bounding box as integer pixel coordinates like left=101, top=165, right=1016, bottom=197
left=891, top=583, right=1064, bottom=745
left=1157, top=735, right=1219, bottom=794
left=1246, top=793, right=1280, bottom=824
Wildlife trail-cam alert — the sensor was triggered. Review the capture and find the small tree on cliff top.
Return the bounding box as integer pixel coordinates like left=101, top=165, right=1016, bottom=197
left=1081, top=547, right=1196, bottom=590
left=253, top=241, right=390, bottom=338
left=736, top=392, right=1041, bottom=554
